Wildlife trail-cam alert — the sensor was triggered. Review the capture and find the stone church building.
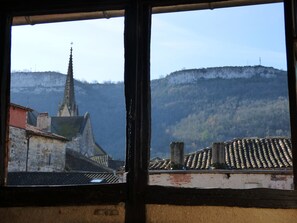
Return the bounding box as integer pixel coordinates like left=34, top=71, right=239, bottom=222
left=8, top=47, right=114, bottom=174
left=38, top=47, right=107, bottom=158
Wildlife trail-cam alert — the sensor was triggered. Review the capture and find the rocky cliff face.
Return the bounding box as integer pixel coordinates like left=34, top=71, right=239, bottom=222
left=167, top=66, right=285, bottom=85
left=11, top=71, right=86, bottom=95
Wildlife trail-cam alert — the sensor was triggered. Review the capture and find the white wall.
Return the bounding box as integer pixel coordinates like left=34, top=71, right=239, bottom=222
left=149, top=171, right=293, bottom=190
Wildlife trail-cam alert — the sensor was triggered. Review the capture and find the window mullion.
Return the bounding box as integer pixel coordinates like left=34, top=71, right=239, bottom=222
left=0, top=13, right=12, bottom=187
left=124, top=0, right=151, bottom=222
left=284, top=0, right=297, bottom=190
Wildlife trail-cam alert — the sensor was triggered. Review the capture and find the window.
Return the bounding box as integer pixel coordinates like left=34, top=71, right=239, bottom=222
left=1, top=0, right=297, bottom=222
left=149, top=3, right=293, bottom=190
left=8, top=15, right=126, bottom=186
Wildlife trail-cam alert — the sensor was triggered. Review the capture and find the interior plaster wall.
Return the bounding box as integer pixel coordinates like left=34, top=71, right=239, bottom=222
left=1, top=204, right=297, bottom=223
left=0, top=204, right=125, bottom=223
left=146, top=205, right=297, bottom=223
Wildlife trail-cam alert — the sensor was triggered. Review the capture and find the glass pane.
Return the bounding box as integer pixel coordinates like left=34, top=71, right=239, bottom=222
left=8, top=14, right=126, bottom=186
left=149, top=3, right=293, bottom=190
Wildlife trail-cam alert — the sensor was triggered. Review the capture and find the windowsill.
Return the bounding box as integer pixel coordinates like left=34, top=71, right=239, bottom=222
left=146, top=185, right=297, bottom=208
left=0, top=183, right=126, bottom=207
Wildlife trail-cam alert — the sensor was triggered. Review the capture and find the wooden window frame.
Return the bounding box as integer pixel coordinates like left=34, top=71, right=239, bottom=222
left=0, top=0, right=297, bottom=222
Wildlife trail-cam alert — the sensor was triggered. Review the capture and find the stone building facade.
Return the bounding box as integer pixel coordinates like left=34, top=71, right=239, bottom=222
left=25, top=126, right=67, bottom=172
left=8, top=126, right=27, bottom=172
left=8, top=104, right=68, bottom=172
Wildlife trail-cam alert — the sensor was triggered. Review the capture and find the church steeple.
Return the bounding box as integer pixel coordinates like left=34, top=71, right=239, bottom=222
left=58, top=45, right=79, bottom=117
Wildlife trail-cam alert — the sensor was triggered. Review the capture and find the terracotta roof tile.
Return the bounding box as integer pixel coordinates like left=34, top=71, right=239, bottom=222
left=149, top=137, right=292, bottom=170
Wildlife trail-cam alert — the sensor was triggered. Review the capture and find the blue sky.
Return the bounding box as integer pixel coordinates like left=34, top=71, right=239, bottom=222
left=11, top=2, right=286, bottom=83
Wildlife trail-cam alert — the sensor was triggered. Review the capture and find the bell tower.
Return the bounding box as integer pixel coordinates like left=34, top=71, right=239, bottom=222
left=58, top=45, right=79, bottom=117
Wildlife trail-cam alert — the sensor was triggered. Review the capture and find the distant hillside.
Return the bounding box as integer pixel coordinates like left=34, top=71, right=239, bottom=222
left=11, top=66, right=290, bottom=159
left=11, top=71, right=126, bottom=160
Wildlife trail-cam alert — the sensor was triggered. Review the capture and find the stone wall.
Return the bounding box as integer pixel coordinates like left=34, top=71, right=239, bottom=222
left=80, top=116, right=95, bottom=157
left=66, top=136, right=80, bottom=154
left=61, top=116, right=94, bottom=157
left=8, top=126, right=27, bottom=171
left=27, top=135, right=66, bottom=172
left=8, top=126, right=67, bottom=172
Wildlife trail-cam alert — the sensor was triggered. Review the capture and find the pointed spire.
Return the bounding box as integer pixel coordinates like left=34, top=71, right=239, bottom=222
left=58, top=44, right=78, bottom=117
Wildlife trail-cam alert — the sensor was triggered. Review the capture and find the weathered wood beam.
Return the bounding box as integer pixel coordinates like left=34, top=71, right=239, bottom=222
left=124, top=0, right=151, bottom=222
left=1, top=0, right=127, bottom=16
left=0, top=13, right=11, bottom=187
left=11, top=0, right=282, bottom=26
left=0, top=184, right=126, bottom=207
left=147, top=186, right=297, bottom=208
left=284, top=0, right=297, bottom=190
left=148, top=0, right=281, bottom=7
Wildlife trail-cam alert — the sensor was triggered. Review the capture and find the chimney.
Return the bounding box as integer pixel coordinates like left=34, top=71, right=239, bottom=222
left=211, top=142, right=225, bottom=169
left=170, top=142, right=184, bottom=170
left=37, top=113, right=51, bottom=131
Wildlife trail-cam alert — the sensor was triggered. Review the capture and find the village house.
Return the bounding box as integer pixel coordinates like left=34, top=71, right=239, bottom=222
left=149, top=138, right=293, bottom=190
left=8, top=104, right=119, bottom=186
left=8, top=103, right=118, bottom=187
left=8, top=103, right=68, bottom=172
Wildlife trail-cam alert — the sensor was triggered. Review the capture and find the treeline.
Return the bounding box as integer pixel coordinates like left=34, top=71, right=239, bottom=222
left=151, top=73, right=290, bottom=157
left=11, top=66, right=290, bottom=159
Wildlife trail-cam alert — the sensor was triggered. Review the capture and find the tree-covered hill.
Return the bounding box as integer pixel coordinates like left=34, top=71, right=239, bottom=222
left=151, top=66, right=289, bottom=157
left=11, top=66, right=290, bottom=159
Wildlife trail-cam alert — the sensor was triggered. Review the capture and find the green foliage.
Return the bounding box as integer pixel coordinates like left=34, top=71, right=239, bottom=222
left=151, top=69, right=290, bottom=156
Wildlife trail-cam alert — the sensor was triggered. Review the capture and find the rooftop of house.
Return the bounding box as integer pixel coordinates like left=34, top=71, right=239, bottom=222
left=149, top=137, right=292, bottom=171
left=65, top=149, right=115, bottom=172
left=91, top=155, right=125, bottom=171
left=26, top=124, right=68, bottom=141
left=10, top=103, right=33, bottom=112
left=51, top=116, right=85, bottom=139
left=7, top=172, right=119, bottom=186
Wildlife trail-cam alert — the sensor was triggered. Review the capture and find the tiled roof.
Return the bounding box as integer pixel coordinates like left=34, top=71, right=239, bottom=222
left=7, top=172, right=119, bottom=186
left=94, top=142, right=107, bottom=156
left=10, top=103, right=33, bottom=111
left=91, top=155, right=109, bottom=167
left=66, top=149, right=115, bottom=172
left=91, top=155, right=125, bottom=171
left=51, top=116, right=85, bottom=139
left=26, top=124, right=68, bottom=141
left=51, top=115, right=108, bottom=156
left=149, top=137, right=292, bottom=170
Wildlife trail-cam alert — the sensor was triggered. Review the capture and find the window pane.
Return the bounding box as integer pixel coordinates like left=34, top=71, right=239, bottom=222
left=149, top=3, right=293, bottom=190
left=8, top=14, right=126, bottom=186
